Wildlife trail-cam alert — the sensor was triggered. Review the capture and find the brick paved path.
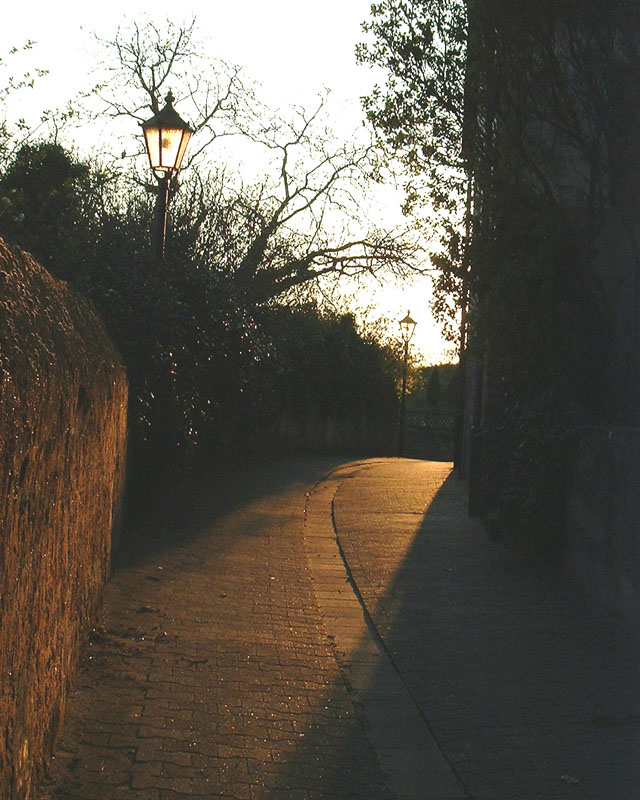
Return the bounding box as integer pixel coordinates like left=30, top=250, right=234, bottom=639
left=39, top=458, right=389, bottom=800
left=40, top=457, right=640, bottom=799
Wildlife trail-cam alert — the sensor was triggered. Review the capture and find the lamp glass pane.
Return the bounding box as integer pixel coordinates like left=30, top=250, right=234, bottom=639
left=400, top=319, right=416, bottom=341
left=174, top=130, right=192, bottom=171
left=159, top=127, right=184, bottom=170
left=144, top=127, right=161, bottom=170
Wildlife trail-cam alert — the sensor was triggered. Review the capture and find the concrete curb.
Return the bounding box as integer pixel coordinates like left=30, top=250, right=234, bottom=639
left=303, top=461, right=467, bottom=800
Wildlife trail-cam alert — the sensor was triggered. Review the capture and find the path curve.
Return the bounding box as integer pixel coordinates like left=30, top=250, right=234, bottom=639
left=303, top=459, right=466, bottom=800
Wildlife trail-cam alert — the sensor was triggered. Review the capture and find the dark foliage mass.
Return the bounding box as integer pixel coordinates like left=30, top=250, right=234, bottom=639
left=464, top=0, right=638, bottom=555
left=0, top=141, right=400, bottom=492
left=360, top=0, right=640, bottom=556
left=0, top=143, right=100, bottom=280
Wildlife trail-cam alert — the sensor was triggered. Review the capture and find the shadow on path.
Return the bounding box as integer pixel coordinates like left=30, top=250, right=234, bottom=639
left=326, top=460, right=640, bottom=800
left=40, top=456, right=391, bottom=800
left=41, top=456, right=640, bottom=800
left=119, top=456, right=342, bottom=567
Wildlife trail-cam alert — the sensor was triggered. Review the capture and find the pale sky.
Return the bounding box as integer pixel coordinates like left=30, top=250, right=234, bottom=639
left=2, top=0, right=454, bottom=363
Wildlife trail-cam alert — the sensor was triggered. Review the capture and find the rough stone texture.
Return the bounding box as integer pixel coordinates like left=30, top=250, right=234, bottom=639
left=0, top=236, right=128, bottom=799
left=566, top=426, right=640, bottom=622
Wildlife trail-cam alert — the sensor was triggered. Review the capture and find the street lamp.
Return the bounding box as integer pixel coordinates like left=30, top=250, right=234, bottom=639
left=142, top=91, right=194, bottom=265
left=398, top=311, right=417, bottom=457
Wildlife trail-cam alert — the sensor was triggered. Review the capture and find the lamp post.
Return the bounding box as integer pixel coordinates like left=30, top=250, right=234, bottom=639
left=398, top=311, right=417, bottom=457
left=142, top=92, right=194, bottom=265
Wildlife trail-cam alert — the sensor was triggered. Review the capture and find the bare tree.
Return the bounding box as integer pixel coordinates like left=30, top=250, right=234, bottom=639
left=87, top=18, right=420, bottom=303
left=171, top=96, right=420, bottom=304
left=86, top=17, right=255, bottom=169
left=0, top=42, right=52, bottom=168
left=225, top=95, right=419, bottom=302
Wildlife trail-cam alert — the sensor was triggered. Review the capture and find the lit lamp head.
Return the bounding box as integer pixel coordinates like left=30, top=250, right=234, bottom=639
left=399, top=311, right=417, bottom=343
left=142, top=91, right=194, bottom=177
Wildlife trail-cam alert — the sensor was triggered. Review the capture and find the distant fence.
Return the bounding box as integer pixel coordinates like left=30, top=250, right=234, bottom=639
left=404, top=409, right=455, bottom=461
left=274, top=409, right=396, bottom=456
left=406, top=409, right=456, bottom=432
left=0, top=237, right=128, bottom=799
left=272, top=409, right=455, bottom=460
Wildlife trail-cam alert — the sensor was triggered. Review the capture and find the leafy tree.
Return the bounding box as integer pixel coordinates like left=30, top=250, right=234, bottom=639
left=255, top=305, right=399, bottom=433
left=360, top=0, right=640, bottom=554
left=444, top=367, right=458, bottom=406
left=407, top=363, right=456, bottom=412
left=0, top=138, right=401, bottom=481
left=357, top=0, right=470, bottom=342
left=426, top=367, right=441, bottom=407
left=357, top=0, right=467, bottom=220
left=0, top=142, right=107, bottom=281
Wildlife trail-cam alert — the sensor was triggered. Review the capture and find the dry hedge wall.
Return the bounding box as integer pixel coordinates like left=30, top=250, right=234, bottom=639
left=0, top=237, right=128, bottom=799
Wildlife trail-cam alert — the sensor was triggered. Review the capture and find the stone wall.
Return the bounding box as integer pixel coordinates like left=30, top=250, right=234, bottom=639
left=0, top=237, right=128, bottom=799
left=565, top=427, right=640, bottom=623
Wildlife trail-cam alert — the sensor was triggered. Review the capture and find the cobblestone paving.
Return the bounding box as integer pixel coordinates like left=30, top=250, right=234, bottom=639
left=39, top=458, right=390, bottom=800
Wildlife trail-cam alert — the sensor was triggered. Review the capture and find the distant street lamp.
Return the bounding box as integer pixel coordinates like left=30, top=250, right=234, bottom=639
left=142, top=92, right=194, bottom=265
left=398, top=311, right=417, bottom=457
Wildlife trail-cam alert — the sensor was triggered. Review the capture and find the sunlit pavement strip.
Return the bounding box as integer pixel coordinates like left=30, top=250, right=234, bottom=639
left=304, top=461, right=467, bottom=800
